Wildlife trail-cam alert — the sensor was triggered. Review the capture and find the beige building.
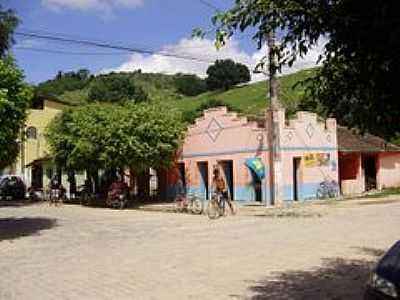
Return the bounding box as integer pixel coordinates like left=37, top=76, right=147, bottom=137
left=10, top=95, right=70, bottom=189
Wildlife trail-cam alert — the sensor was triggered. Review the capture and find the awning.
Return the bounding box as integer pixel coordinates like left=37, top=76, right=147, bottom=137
left=25, top=156, right=52, bottom=168
left=245, top=158, right=265, bottom=180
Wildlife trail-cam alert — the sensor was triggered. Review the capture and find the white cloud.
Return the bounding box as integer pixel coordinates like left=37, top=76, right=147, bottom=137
left=42, top=0, right=143, bottom=14
left=103, top=37, right=327, bottom=82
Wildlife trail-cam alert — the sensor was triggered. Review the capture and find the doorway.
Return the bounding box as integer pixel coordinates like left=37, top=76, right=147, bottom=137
left=219, top=160, right=234, bottom=200
left=197, top=162, right=209, bottom=200
left=177, top=162, right=186, bottom=188
left=250, top=171, right=262, bottom=202
left=31, top=165, right=43, bottom=189
left=293, top=157, right=301, bottom=201
left=363, top=156, right=377, bottom=191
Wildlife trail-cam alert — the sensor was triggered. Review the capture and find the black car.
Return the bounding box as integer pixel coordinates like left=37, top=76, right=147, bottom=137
left=365, top=241, right=400, bottom=299
left=0, top=175, right=26, bottom=200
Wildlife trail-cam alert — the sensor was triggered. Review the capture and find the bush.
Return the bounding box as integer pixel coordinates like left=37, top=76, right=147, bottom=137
left=88, top=75, right=148, bottom=103
left=174, top=74, right=207, bottom=96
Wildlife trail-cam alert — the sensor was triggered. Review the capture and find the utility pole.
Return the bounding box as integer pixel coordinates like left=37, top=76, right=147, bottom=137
left=266, top=30, right=282, bottom=206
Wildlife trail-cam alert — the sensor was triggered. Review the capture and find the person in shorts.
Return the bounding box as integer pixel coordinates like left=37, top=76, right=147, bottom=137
left=211, top=167, right=235, bottom=215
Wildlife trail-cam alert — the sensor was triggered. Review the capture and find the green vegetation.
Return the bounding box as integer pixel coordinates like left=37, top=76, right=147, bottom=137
left=37, top=69, right=92, bottom=96
left=174, top=74, right=207, bottom=96
left=37, top=65, right=316, bottom=125
left=88, top=74, right=148, bottom=103
left=208, top=0, right=400, bottom=141
left=0, top=57, right=33, bottom=169
left=46, top=103, right=185, bottom=185
left=0, top=5, right=18, bottom=58
left=173, top=68, right=315, bottom=118
left=37, top=70, right=184, bottom=105
left=206, top=59, right=250, bottom=91
left=0, top=6, right=33, bottom=169
left=36, top=65, right=314, bottom=118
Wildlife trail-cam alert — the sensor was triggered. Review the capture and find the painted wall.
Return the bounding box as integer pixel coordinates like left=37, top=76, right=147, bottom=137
left=169, top=107, right=339, bottom=204
left=377, top=152, right=400, bottom=189
left=339, top=152, right=364, bottom=195
left=277, top=110, right=338, bottom=201
left=14, top=100, right=65, bottom=186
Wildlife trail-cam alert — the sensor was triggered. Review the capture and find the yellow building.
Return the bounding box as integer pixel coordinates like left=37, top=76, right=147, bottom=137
left=12, top=95, right=69, bottom=189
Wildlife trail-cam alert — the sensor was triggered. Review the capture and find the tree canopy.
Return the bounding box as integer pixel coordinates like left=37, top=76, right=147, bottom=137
left=46, top=103, right=185, bottom=174
left=174, top=74, right=207, bottom=96
left=209, top=0, right=400, bottom=140
left=0, top=57, right=33, bottom=169
left=206, top=59, right=250, bottom=90
left=88, top=74, right=149, bottom=103
left=0, top=7, right=32, bottom=169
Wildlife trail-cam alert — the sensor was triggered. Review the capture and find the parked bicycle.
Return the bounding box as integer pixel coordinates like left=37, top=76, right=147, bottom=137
left=316, top=180, right=339, bottom=199
left=207, top=191, right=236, bottom=219
left=174, top=193, right=204, bottom=214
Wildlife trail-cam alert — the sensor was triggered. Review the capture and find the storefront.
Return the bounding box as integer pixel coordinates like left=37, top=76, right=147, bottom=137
left=167, top=107, right=339, bottom=204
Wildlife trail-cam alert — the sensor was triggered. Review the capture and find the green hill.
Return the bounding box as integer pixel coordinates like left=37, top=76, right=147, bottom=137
left=37, top=68, right=316, bottom=116
left=174, top=68, right=315, bottom=116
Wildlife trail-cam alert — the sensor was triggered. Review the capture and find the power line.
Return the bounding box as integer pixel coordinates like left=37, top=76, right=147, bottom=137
left=18, top=28, right=161, bottom=52
left=14, top=47, right=130, bottom=56
left=15, top=31, right=214, bottom=64
left=197, top=0, right=221, bottom=12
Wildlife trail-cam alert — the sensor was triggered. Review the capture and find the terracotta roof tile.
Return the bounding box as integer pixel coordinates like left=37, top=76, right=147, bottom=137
left=337, top=126, right=400, bottom=152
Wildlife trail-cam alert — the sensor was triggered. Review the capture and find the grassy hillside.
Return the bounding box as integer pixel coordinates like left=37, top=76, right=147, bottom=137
left=172, top=68, right=316, bottom=116
left=38, top=71, right=185, bottom=105
left=38, top=68, right=316, bottom=116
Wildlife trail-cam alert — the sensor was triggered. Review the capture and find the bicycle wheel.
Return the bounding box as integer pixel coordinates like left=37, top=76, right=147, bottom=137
left=207, top=199, right=220, bottom=219
left=190, top=198, right=203, bottom=215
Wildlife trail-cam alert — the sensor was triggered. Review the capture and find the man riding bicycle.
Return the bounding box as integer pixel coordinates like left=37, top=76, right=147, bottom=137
left=211, top=167, right=235, bottom=215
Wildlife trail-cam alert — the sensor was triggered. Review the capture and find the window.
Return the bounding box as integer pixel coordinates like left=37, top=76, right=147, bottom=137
left=26, top=127, right=37, bottom=139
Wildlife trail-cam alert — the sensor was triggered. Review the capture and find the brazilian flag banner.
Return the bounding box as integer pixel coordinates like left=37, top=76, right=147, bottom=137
left=245, top=158, right=265, bottom=180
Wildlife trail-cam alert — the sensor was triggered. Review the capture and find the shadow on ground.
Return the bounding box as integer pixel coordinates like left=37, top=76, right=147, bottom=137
left=240, top=247, right=385, bottom=300
left=0, top=217, right=57, bottom=241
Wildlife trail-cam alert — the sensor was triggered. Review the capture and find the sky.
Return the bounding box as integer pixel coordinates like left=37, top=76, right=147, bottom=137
left=6, top=0, right=324, bottom=85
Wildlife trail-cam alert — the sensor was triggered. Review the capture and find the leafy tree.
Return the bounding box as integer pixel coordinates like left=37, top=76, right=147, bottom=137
left=207, top=0, right=400, bottom=139
left=0, top=5, right=18, bottom=57
left=88, top=75, right=148, bottom=103
left=206, top=59, right=250, bottom=91
left=46, top=103, right=185, bottom=186
left=174, top=74, right=207, bottom=96
left=0, top=57, right=33, bottom=169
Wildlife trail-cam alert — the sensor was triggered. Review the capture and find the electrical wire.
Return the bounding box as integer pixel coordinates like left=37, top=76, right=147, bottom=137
left=197, top=0, right=221, bottom=12
left=14, top=47, right=130, bottom=56
left=15, top=31, right=214, bottom=64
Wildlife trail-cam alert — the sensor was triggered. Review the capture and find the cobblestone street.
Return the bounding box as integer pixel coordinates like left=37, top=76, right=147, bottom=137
left=1, top=198, right=399, bottom=299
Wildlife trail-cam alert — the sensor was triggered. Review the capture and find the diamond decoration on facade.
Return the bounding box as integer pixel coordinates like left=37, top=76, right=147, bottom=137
left=206, top=118, right=223, bottom=142
left=305, top=123, right=315, bottom=138
left=286, top=131, right=294, bottom=141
